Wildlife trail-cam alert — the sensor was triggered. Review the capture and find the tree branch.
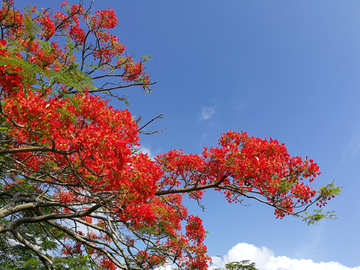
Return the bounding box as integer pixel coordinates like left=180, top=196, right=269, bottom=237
left=155, top=175, right=228, bottom=196
left=11, top=229, right=53, bottom=269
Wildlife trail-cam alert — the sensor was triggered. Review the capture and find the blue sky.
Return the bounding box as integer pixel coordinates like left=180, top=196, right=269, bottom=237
left=15, top=0, right=360, bottom=269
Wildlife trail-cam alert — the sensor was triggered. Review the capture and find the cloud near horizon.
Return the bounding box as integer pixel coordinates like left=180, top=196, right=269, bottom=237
left=210, top=243, right=360, bottom=270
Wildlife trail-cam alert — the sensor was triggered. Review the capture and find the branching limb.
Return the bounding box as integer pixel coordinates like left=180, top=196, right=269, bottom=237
left=11, top=228, right=53, bottom=269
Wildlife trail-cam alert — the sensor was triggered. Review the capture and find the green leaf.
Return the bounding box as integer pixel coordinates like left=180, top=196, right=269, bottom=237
left=303, top=209, right=337, bottom=225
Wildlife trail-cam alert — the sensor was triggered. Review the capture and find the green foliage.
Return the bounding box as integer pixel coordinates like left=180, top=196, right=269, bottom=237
left=302, top=181, right=342, bottom=225
left=23, top=6, right=41, bottom=42
left=302, top=209, right=338, bottom=225
left=52, top=255, right=99, bottom=270
left=215, top=260, right=259, bottom=270
left=141, top=55, right=153, bottom=63
left=0, top=51, right=95, bottom=95
left=320, top=181, right=342, bottom=197
left=2, top=254, right=99, bottom=270
left=0, top=226, right=55, bottom=269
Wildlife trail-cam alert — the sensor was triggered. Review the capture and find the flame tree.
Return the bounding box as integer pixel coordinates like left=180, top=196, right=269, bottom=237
left=0, top=1, right=341, bottom=269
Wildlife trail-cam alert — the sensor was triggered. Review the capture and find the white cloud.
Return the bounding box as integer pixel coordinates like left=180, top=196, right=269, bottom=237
left=200, top=106, right=216, bottom=120
left=210, top=243, right=360, bottom=270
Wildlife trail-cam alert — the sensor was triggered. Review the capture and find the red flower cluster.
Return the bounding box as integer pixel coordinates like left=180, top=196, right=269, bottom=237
left=123, top=60, right=143, bottom=82
left=0, top=0, right=150, bottom=91
left=0, top=2, right=22, bottom=30
left=101, top=259, right=116, bottom=270
left=186, top=215, right=206, bottom=244
left=0, top=40, right=25, bottom=95
left=92, top=8, right=118, bottom=29
left=156, top=130, right=321, bottom=219
left=37, top=11, right=56, bottom=40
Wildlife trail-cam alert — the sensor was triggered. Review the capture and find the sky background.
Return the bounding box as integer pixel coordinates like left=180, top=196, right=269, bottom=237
left=14, top=0, right=360, bottom=269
